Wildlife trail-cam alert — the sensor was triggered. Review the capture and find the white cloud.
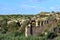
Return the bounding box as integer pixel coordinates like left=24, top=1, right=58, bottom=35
left=19, top=4, right=48, bottom=14
left=50, top=6, right=60, bottom=11
left=29, top=0, right=41, bottom=3
left=29, top=0, right=47, bottom=4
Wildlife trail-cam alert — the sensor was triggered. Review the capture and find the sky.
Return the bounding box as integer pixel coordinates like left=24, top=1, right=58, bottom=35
left=0, top=0, right=60, bottom=15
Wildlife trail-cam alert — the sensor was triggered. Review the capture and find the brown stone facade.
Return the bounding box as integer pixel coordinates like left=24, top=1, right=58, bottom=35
left=25, top=18, right=57, bottom=37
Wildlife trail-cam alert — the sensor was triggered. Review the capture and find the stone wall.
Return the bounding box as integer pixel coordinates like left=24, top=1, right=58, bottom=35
left=25, top=18, right=57, bottom=37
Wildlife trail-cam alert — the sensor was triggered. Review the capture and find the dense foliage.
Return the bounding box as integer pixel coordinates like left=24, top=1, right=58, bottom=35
left=0, top=12, right=60, bottom=40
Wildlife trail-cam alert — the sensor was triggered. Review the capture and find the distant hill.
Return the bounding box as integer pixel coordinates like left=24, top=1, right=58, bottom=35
left=36, top=12, right=50, bottom=15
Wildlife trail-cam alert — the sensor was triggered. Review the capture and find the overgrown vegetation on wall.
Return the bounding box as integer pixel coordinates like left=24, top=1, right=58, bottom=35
left=0, top=12, right=60, bottom=40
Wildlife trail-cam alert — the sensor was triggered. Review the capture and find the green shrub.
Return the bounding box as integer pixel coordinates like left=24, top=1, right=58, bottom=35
left=47, top=32, right=57, bottom=39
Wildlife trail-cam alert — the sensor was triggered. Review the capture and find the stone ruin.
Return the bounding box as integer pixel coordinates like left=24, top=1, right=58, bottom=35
left=25, top=17, right=58, bottom=37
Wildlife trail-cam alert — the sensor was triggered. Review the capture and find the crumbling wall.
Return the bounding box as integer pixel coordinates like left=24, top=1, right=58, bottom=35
left=25, top=19, right=58, bottom=37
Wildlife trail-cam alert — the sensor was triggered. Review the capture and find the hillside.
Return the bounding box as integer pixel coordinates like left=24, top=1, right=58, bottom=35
left=0, top=12, right=60, bottom=40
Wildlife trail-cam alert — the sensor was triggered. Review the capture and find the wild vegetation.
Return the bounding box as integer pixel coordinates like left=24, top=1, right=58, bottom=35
left=0, top=12, right=60, bottom=40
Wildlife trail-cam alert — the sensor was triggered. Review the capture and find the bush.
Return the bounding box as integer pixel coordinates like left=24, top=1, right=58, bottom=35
left=47, top=32, right=57, bottom=39
left=14, top=31, right=24, bottom=37
left=0, top=33, right=46, bottom=40
left=7, top=21, right=18, bottom=32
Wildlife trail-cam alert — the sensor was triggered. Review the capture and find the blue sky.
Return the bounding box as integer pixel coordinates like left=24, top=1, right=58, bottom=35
left=0, top=0, right=60, bottom=15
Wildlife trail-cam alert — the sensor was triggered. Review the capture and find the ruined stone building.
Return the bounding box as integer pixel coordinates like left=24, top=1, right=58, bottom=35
left=25, top=17, right=58, bottom=37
